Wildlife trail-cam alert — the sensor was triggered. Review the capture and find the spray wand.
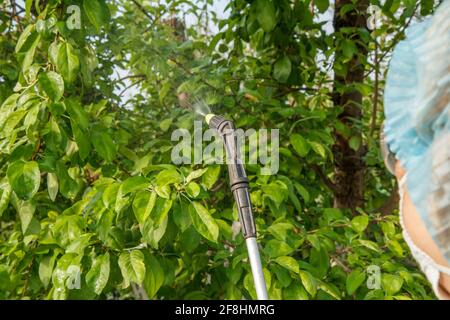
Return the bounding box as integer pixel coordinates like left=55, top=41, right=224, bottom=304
left=205, top=113, right=269, bottom=300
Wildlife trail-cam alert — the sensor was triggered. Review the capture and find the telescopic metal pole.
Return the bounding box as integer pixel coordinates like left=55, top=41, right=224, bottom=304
left=206, top=114, right=269, bottom=300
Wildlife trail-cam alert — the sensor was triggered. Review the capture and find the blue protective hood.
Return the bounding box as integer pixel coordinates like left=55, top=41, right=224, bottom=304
left=383, top=1, right=450, bottom=262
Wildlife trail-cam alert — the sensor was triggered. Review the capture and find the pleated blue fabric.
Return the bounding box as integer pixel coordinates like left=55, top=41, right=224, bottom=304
left=383, top=0, right=450, bottom=262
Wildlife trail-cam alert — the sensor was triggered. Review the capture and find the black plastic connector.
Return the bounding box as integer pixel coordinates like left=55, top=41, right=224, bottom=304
left=209, top=115, right=257, bottom=239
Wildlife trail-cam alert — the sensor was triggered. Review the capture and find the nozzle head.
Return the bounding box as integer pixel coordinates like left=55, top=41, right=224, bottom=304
left=205, top=114, right=216, bottom=126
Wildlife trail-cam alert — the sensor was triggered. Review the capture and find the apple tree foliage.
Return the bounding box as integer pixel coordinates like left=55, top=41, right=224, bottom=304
left=0, top=0, right=441, bottom=299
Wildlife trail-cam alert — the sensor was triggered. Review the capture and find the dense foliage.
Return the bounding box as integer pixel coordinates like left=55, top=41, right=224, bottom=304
left=0, top=0, right=441, bottom=300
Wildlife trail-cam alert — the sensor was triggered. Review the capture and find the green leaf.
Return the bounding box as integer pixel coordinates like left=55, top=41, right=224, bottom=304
left=121, top=176, right=151, bottom=195
left=201, top=165, right=221, bottom=190
left=56, top=160, right=79, bottom=200
left=143, top=255, right=165, bottom=299
left=51, top=253, right=81, bottom=300
left=299, top=270, right=317, bottom=297
left=0, top=180, right=11, bottom=217
left=83, top=0, right=110, bottom=32
left=86, top=252, right=110, bottom=295
left=346, top=269, right=366, bottom=295
left=186, top=168, right=207, bottom=183
left=382, top=274, right=404, bottom=295
left=186, top=181, right=200, bottom=198
left=56, top=42, right=80, bottom=84
left=47, top=172, right=58, bottom=201
left=244, top=268, right=272, bottom=299
left=66, top=99, right=89, bottom=131
left=141, top=215, right=168, bottom=249
left=53, top=215, right=85, bottom=248
left=253, top=0, right=277, bottom=32
left=284, top=282, right=309, bottom=300
left=151, top=197, right=173, bottom=227
left=294, top=182, right=310, bottom=203
left=262, top=181, right=288, bottom=207
left=118, top=250, right=146, bottom=286
left=309, top=141, right=326, bottom=158
left=267, top=222, right=294, bottom=241
left=274, top=256, right=299, bottom=274
left=91, top=125, right=117, bottom=163
left=39, top=71, right=64, bottom=101
left=173, top=201, right=191, bottom=232
left=349, top=135, right=361, bottom=151
left=132, top=190, right=156, bottom=225
left=48, top=102, right=65, bottom=117
left=155, top=169, right=182, bottom=186
left=39, top=253, right=57, bottom=289
left=342, top=39, right=357, bottom=61
left=80, top=45, right=99, bottom=87
left=273, top=56, right=291, bottom=83
left=71, top=120, right=91, bottom=160
left=1, top=110, right=26, bottom=134
left=387, top=240, right=404, bottom=257
left=420, top=0, right=434, bottom=15
left=17, top=32, right=40, bottom=70
left=351, top=214, right=369, bottom=233
left=154, top=185, right=171, bottom=199
left=316, top=0, right=330, bottom=13
left=66, top=233, right=92, bottom=255
left=318, top=281, right=342, bottom=300
left=7, top=161, right=40, bottom=200
left=290, top=134, right=309, bottom=157
left=159, top=118, right=172, bottom=132
left=15, top=24, right=34, bottom=53
left=189, top=201, right=219, bottom=242
left=25, top=0, right=33, bottom=19
left=264, top=240, right=294, bottom=258
left=24, top=103, right=40, bottom=128
left=48, top=40, right=59, bottom=66
left=310, top=247, right=329, bottom=279
left=306, top=234, right=321, bottom=250
left=357, top=239, right=381, bottom=253
left=13, top=197, right=36, bottom=235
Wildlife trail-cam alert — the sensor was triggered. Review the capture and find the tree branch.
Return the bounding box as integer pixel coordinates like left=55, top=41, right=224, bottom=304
left=10, top=0, right=23, bottom=32
left=115, top=74, right=146, bottom=83
left=131, top=0, right=154, bottom=22
left=372, top=185, right=400, bottom=216
left=369, top=38, right=379, bottom=137
left=311, top=164, right=339, bottom=195
left=364, top=3, right=419, bottom=78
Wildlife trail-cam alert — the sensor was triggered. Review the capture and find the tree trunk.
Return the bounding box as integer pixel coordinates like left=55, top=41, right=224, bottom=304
left=332, top=0, right=369, bottom=213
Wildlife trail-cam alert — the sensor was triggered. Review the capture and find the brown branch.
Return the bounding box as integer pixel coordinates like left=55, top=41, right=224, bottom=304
left=10, top=0, right=23, bottom=32
left=115, top=74, right=146, bottom=83
left=369, top=39, right=379, bottom=137
left=145, top=8, right=168, bottom=32
left=131, top=0, right=154, bottom=22
left=167, top=57, right=217, bottom=90
left=119, top=78, right=145, bottom=97
left=311, top=164, right=339, bottom=195
left=31, top=139, right=41, bottom=160
left=331, top=255, right=351, bottom=273
left=372, top=184, right=400, bottom=216
left=211, top=180, right=225, bottom=192
left=364, top=3, right=419, bottom=78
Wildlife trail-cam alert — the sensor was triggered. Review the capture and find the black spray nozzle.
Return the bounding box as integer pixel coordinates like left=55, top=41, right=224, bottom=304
left=206, top=114, right=257, bottom=239
left=207, top=114, right=226, bottom=130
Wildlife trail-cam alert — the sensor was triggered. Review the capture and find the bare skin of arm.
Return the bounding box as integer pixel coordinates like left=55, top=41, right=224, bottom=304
left=395, top=162, right=450, bottom=299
